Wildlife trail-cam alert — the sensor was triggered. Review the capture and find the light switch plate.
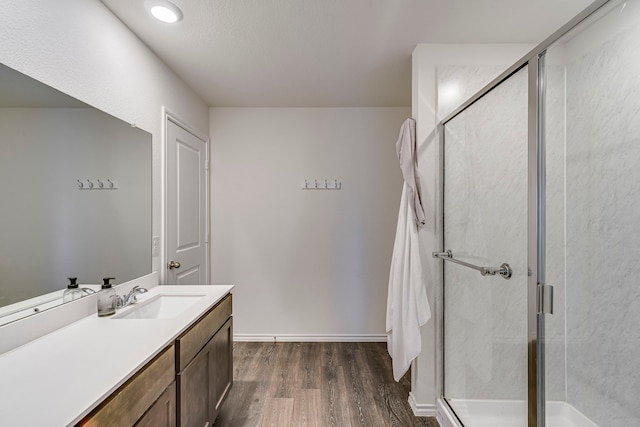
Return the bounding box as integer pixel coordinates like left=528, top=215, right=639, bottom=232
left=152, top=236, right=160, bottom=256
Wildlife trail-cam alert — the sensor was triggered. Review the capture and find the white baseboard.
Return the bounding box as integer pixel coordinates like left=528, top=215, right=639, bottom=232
left=408, top=392, right=437, bottom=417
left=233, top=334, right=387, bottom=342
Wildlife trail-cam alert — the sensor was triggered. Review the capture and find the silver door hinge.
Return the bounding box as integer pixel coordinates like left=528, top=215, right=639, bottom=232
left=537, top=283, right=554, bottom=315
left=205, top=160, right=209, bottom=171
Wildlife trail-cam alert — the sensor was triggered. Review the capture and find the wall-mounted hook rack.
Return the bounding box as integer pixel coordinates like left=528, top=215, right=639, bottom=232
left=301, top=178, right=341, bottom=190
left=77, top=179, right=118, bottom=190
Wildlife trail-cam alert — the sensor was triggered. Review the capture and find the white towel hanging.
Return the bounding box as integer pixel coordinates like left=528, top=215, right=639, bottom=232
left=386, top=182, right=431, bottom=381
left=386, top=118, right=431, bottom=381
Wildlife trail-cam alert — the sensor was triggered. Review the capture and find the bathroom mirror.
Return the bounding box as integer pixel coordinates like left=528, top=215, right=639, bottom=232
left=0, top=63, right=151, bottom=324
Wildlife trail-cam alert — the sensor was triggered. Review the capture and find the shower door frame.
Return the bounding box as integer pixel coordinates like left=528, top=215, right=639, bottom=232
left=436, top=1, right=612, bottom=426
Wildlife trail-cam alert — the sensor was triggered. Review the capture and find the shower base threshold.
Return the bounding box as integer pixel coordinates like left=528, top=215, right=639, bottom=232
left=436, top=398, right=598, bottom=427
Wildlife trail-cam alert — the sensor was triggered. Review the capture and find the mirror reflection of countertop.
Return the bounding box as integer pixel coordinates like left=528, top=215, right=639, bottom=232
left=0, top=284, right=233, bottom=426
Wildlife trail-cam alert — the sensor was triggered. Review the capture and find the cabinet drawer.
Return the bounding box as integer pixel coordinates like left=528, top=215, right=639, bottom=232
left=176, top=293, right=231, bottom=372
left=79, top=344, right=175, bottom=427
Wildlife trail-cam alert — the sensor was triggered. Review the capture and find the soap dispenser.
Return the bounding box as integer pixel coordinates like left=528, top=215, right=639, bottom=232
left=63, top=277, right=83, bottom=303
left=97, top=277, right=117, bottom=317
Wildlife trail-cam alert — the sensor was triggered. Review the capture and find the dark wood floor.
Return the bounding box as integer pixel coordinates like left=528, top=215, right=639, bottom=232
left=213, top=342, right=439, bottom=427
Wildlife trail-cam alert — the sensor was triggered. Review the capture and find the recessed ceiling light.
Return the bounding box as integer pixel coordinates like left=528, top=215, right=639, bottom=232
left=145, top=0, right=183, bottom=24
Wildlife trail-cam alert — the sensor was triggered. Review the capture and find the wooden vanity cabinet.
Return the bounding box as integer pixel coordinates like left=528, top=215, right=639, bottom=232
left=78, top=345, right=175, bottom=427
left=78, top=293, right=232, bottom=427
left=176, top=294, right=233, bottom=427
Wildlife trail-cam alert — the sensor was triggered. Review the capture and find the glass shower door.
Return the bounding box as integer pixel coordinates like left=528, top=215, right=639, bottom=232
left=544, top=0, right=640, bottom=425
left=442, top=66, right=529, bottom=426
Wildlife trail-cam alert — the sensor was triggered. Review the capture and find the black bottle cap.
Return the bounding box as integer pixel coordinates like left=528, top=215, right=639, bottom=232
left=67, top=277, right=78, bottom=289
left=102, top=277, right=115, bottom=289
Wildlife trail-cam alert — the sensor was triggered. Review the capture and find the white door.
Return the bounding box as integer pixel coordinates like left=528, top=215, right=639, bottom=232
left=166, top=118, right=208, bottom=284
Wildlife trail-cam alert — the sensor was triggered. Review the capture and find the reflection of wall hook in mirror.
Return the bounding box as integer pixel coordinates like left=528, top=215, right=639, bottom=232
left=78, top=178, right=118, bottom=190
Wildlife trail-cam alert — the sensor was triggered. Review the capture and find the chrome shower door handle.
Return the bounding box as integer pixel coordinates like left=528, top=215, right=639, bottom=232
left=168, top=260, right=181, bottom=270
left=432, top=250, right=512, bottom=280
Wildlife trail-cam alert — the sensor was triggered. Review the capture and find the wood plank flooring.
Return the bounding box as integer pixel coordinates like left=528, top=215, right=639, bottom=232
left=213, top=342, right=439, bottom=427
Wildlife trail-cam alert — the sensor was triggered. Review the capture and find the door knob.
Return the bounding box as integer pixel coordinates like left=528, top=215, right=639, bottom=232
left=168, top=260, right=181, bottom=270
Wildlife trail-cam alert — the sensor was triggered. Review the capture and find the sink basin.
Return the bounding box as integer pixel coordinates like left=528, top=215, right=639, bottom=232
left=113, top=294, right=205, bottom=319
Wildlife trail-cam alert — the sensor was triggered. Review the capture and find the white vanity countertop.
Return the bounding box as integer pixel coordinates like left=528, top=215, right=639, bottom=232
left=0, top=284, right=233, bottom=426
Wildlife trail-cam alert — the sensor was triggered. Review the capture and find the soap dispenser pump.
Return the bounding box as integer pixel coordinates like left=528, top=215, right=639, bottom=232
left=63, top=277, right=83, bottom=303
left=97, top=277, right=117, bottom=317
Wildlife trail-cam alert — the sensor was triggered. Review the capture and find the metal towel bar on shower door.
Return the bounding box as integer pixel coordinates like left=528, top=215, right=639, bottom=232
left=432, top=250, right=512, bottom=280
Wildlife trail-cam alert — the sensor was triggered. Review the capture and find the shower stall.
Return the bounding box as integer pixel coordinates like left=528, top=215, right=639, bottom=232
left=434, top=0, right=640, bottom=426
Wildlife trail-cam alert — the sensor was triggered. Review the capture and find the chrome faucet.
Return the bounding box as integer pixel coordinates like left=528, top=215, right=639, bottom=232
left=116, top=286, right=148, bottom=309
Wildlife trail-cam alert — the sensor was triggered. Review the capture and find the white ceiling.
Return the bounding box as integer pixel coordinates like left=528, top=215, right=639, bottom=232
left=101, top=0, right=592, bottom=107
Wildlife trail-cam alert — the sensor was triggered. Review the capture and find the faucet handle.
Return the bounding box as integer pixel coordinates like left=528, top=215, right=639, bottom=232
left=115, top=294, right=125, bottom=308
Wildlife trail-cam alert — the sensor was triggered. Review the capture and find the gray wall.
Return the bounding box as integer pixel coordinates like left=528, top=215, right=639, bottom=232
left=210, top=107, right=408, bottom=338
